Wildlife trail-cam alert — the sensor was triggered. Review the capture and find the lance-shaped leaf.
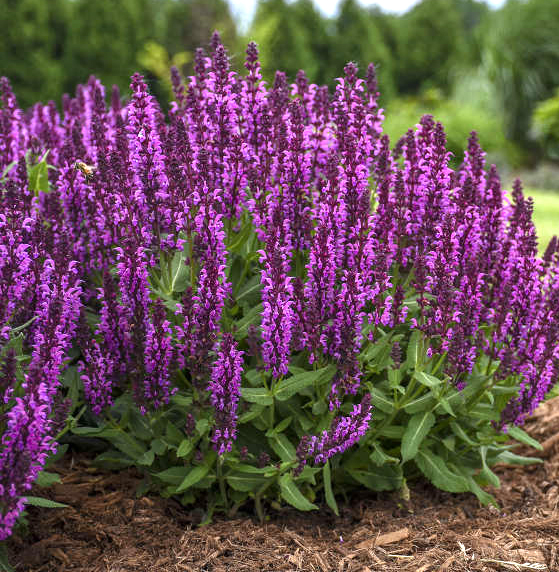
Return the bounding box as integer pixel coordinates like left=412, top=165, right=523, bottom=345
left=401, top=411, right=435, bottom=462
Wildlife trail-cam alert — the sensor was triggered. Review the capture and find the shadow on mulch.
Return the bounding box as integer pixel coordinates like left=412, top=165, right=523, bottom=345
left=8, top=397, right=559, bottom=572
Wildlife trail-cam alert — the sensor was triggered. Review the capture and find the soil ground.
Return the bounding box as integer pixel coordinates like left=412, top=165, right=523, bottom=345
left=8, top=397, right=559, bottom=571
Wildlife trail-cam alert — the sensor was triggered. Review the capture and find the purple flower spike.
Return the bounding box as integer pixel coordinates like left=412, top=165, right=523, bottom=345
left=208, top=334, right=244, bottom=455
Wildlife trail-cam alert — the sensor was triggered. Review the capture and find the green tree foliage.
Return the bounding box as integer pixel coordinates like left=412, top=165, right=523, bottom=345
left=0, top=0, right=69, bottom=107
left=161, top=0, right=238, bottom=69
left=332, top=0, right=395, bottom=98
left=290, top=0, right=331, bottom=85
left=532, top=89, right=559, bottom=160
left=480, top=0, right=559, bottom=148
left=249, top=0, right=316, bottom=81
left=394, top=0, right=467, bottom=95
left=63, top=0, right=155, bottom=94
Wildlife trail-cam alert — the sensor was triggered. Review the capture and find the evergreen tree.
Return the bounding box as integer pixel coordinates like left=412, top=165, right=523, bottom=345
left=63, top=0, right=155, bottom=96
left=290, top=0, right=331, bottom=85
left=162, top=0, right=238, bottom=68
left=249, top=0, right=315, bottom=82
left=332, top=0, right=395, bottom=99
left=0, top=0, right=70, bottom=107
left=395, top=0, right=466, bottom=94
left=480, top=0, right=559, bottom=147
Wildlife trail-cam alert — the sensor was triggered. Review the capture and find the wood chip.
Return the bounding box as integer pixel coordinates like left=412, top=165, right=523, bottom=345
left=355, top=527, right=409, bottom=550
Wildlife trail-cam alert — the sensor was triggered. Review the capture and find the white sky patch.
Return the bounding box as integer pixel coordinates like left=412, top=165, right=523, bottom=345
left=231, top=0, right=507, bottom=32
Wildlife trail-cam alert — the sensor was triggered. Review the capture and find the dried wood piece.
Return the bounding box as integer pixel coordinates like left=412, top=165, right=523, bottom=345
left=355, top=527, right=410, bottom=550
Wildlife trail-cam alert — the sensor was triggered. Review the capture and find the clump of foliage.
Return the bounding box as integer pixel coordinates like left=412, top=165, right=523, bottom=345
left=1, top=35, right=557, bottom=543
left=532, top=88, right=559, bottom=160
left=480, top=0, right=559, bottom=149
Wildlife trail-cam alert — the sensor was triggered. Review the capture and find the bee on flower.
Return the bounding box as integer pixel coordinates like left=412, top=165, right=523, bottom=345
left=74, top=161, right=96, bottom=182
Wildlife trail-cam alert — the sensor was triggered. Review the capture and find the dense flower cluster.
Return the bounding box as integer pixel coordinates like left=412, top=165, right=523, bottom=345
left=0, top=113, right=82, bottom=538
left=1, top=34, right=559, bottom=538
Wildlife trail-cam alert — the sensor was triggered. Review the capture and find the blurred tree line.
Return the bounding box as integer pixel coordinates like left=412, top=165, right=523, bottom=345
left=2, top=0, right=559, bottom=164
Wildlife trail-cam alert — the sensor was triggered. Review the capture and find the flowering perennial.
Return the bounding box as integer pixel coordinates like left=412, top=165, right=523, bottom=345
left=1, top=36, right=559, bottom=538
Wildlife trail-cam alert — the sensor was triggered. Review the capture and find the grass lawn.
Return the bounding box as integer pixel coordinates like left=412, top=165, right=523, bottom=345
left=525, top=188, right=559, bottom=251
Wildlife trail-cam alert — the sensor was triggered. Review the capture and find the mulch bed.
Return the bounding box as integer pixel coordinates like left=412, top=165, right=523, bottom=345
left=8, top=397, right=559, bottom=571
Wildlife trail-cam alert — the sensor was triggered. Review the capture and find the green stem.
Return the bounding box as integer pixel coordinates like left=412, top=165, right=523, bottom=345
left=217, top=458, right=229, bottom=510
left=233, top=259, right=251, bottom=298
left=54, top=404, right=87, bottom=442
left=254, top=493, right=265, bottom=523
left=189, top=237, right=197, bottom=290
left=368, top=376, right=420, bottom=441
left=431, top=351, right=448, bottom=376
left=253, top=481, right=273, bottom=523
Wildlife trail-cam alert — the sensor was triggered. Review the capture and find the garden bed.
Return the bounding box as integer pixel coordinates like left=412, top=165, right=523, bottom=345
left=9, top=397, right=559, bottom=572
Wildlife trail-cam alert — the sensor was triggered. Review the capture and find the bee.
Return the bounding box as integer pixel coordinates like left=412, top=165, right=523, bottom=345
left=74, top=161, right=96, bottom=182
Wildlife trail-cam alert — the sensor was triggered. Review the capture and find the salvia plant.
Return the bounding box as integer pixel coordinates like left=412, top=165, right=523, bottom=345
left=1, top=33, right=558, bottom=540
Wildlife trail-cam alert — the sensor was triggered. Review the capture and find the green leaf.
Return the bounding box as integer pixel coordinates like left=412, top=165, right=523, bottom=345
left=152, top=438, right=167, bottom=455
left=348, top=466, right=403, bottom=491
left=154, top=467, right=190, bottom=486
left=35, top=471, right=61, bottom=487
left=470, top=403, right=499, bottom=421
left=176, top=465, right=211, bottom=493
left=171, top=394, right=193, bottom=408
left=323, top=461, right=339, bottom=515
left=406, top=330, right=422, bottom=370
left=468, top=476, right=497, bottom=506
left=479, top=448, right=500, bottom=488
left=414, top=371, right=443, bottom=388
left=226, top=472, right=268, bottom=492
left=415, top=449, right=470, bottom=493
left=9, top=315, right=37, bottom=336
left=0, top=544, right=14, bottom=572
left=1, top=160, right=17, bottom=181
left=93, top=451, right=135, bottom=470
left=170, top=251, right=189, bottom=293
left=195, top=419, right=210, bottom=436
left=401, top=411, right=436, bottom=462
left=45, top=444, right=68, bottom=468
left=137, top=449, right=155, bottom=467
left=238, top=403, right=265, bottom=423
left=404, top=393, right=435, bottom=414
left=25, top=496, right=69, bottom=509
left=62, top=366, right=80, bottom=405
left=177, top=439, right=194, bottom=458
left=235, top=275, right=262, bottom=303
left=234, top=303, right=263, bottom=339
left=494, top=450, right=543, bottom=465
left=128, top=409, right=153, bottom=441
left=274, top=365, right=336, bottom=401
left=369, top=442, right=399, bottom=466
left=241, top=386, right=273, bottom=405
left=378, top=425, right=405, bottom=439
left=361, top=332, right=393, bottom=362
left=72, top=426, right=147, bottom=460
left=436, top=396, right=456, bottom=417
left=450, top=421, right=477, bottom=446
left=28, top=152, right=50, bottom=196
left=165, top=423, right=185, bottom=447
left=228, top=222, right=253, bottom=253
left=269, top=434, right=296, bottom=462
left=454, top=465, right=497, bottom=506
left=388, top=368, right=403, bottom=389
left=279, top=474, right=317, bottom=511
left=312, top=400, right=328, bottom=415
left=368, top=386, right=394, bottom=413
left=442, top=435, right=456, bottom=451
left=507, top=426, right=543, bottom=451
left=265, top=416, right=292, bottom=437
left=233, top=464, right=269, bottom=474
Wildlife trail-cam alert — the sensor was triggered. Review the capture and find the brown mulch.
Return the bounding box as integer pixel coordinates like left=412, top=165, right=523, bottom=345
left=8, top=397, right=559, bottom=572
